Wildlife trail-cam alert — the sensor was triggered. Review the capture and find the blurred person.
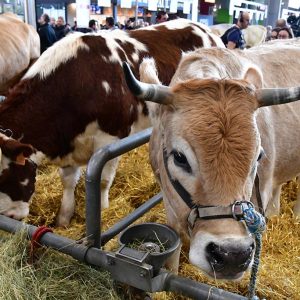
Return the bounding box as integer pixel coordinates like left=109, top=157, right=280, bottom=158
left=221, top=11, right=250, bottom=49
left=37, top=13, right=57, bottom=54
left=54, top=16, right=67, bottom=41
left=89, top=19, right=97, bottom=32
left=71, top=20, right=77, bottom=31
left=275, top=18, right=294, bottom=38
left=270, top=27, right=280, bottom=40
left=287, top=12, right=297, bottom=26
left=105, top=17, right=117, bottom=30
left=276, top=18, right=288, bottom=28
left=156, top=11, right=168, bottom=24
left=50, top=17, right=56, bottom=28
left=278, top=27, right=293, bottom=39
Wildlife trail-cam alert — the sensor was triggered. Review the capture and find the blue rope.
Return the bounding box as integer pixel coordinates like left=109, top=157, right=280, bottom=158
left=242, top=206, right=266, bottom=300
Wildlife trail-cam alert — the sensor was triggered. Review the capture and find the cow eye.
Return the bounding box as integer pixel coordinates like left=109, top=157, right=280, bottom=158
left=172, top=151, right=192, bottom=173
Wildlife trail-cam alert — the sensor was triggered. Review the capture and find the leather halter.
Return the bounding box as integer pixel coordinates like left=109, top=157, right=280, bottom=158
left=163, top=149, right=264, bottom=234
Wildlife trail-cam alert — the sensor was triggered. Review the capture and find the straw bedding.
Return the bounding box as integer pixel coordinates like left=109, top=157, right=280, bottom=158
left=1, top=144, right=299, bottom=299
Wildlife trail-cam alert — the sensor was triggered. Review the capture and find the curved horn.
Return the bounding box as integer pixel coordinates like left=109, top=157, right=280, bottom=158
left=256, top=87, right=300, bottom=107
left=122, top=61, right=172, bottom=104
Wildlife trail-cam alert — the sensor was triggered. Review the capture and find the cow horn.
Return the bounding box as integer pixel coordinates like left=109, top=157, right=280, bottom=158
left=256, top=87, right=300, bottom=107
left=122, top=61, right=172, bottom=104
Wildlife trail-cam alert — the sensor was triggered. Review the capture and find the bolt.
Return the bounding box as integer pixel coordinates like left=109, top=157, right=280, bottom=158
left=140, top=270, right=146, bottom=277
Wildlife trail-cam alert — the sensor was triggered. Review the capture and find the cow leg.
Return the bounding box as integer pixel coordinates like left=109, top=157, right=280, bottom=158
left=293, top=176, right=300, bottom=216
left=56, top=166, right=81, bottom=227
left=100, top=158, right=119, bottom=209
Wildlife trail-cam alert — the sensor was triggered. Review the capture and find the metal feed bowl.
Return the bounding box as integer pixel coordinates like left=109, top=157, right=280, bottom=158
left=119, top=223, right=180, bottom=275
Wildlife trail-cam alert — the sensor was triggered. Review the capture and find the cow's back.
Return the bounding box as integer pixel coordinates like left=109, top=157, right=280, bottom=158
left=0, top=13, right=40, bottom=92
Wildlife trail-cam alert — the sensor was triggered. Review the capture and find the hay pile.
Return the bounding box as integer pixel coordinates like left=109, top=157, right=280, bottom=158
left=1, top=144, right=299, bottom=299
left=0, top=230, right=120, bottom=300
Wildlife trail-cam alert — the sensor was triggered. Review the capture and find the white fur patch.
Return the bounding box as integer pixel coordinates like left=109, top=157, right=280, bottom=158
left=20, top=178, right=29, bottom=186
left=0, top=192, right=29, bottom=219
left=102, top=81, right=111, bottom=94
left=101, top=30, right=147, bottom=65
left=23, top=33, right=89, bottom=80
left=131, top=103, right=151, bottom=134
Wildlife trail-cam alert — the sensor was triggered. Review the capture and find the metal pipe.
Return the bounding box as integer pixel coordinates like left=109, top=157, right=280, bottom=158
left=0, top=215, right=247, bottom=299
left=164, top=273, right=247, bottom=300
left=0, top=215, right=89, bottom=262
left=101, top=193, right=162, bottom=246
left=85, top=127, right=152, bottom=248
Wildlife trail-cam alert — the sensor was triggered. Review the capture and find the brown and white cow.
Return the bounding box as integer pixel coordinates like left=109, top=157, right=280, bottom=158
left=0, top=13, right=40, bottom=96
left=123, top=43, right=300, bottom=280
left=0, top=19, right=223, bottom=226
left=0, top=132, right=37, bottom=219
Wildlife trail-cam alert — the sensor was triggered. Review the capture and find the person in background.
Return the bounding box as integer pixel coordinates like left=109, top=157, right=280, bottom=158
left=156, top=11, right=168, bottom=24
left=275, top=18, right=294, bottom=37
left=89, top=19, right=97, bottom=32
left=221, top=11, right=250, bottom=49
left=38, top=13, right=57, bottom=54
left=276, top=18, right=288, bottom=29
left=105, top=17, right=117, bottom=31
left=278, top=27, right=293, bottom=39
left=270, top=27, right=281, bottom=40
left=54, top=16, right=67, bottom=41
left=287, top=12, right=297, bottom=26
left=50, top=17, right=56, bottom=28
left=71, top=20, right=77, bottom=31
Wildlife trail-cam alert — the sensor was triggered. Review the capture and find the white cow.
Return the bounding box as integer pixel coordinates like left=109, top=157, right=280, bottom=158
left=123, top=43, right=300, bottom=280
left=0, top=13, right=40, bottom=95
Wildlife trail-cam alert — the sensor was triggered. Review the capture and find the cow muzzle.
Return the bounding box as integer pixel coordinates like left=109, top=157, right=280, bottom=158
left=205, top=238, right=254, bottom=279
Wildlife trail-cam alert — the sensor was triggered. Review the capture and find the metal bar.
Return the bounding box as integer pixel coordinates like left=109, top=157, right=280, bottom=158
left=0, top=215, right=90, bottom=262
left=101, top=193, right=163, bottom=246
left=164, top=274, right=247, bottom=300
left=85, top=127, right=152, bottom=248
left=0, top=215, right=247, bottom=299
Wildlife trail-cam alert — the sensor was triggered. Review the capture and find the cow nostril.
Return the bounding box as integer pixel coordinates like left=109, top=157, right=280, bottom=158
left=206, top=242, right=224, bottom=266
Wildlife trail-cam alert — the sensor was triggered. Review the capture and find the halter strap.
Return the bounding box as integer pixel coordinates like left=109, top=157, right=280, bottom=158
left=163, top=149, right=262, bottom=233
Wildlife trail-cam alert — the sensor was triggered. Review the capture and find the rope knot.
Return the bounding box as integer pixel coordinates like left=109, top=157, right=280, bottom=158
left=243, top=206, right=266, bottom=234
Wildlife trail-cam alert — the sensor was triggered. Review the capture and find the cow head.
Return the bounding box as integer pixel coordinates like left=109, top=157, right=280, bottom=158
left=123, top=61, right=300, bottom=280
left=0, top=132, right=37, bottom=219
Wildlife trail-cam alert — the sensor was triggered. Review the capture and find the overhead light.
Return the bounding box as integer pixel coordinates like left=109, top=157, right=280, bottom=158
left=205, top=0, right=215, bottom=3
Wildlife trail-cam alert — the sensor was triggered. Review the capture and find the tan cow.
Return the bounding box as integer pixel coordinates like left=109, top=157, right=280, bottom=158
left=123, top=43, right=300, bottom=280
left=0, top=13, right=40, bottom=95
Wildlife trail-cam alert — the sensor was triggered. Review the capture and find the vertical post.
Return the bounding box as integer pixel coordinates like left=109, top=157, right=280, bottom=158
left=191, top=0, right=198, bottom=22
left=25, top=0, right=37, bottom=28
left=135, top=0, right=138, bottom=22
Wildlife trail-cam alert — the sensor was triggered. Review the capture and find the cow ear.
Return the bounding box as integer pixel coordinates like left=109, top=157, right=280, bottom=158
left=243, top=67, right=263, bottom=89
left=2, top=139, right=35, bottom=165
left=15, top=144, right=35, bottom=165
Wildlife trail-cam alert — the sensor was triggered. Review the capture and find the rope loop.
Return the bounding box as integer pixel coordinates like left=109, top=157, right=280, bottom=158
left=239, top=205, right=266, bottom=300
